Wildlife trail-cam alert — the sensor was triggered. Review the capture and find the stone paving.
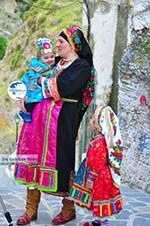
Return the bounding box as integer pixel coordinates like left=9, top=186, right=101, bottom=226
left=0, top=166, right=150, bottom=226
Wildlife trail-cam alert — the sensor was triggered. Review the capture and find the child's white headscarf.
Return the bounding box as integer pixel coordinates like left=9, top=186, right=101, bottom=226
left=94, top=105, right=123, bottom=187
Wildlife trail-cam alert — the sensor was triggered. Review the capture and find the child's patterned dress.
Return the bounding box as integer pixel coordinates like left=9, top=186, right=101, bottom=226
left=69, top=106, right=123, bottom=218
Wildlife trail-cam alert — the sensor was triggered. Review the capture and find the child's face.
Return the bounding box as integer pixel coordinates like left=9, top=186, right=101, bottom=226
left=40, top=52, right=55, bottom=66
left=90, top=113, right=96, bottom=131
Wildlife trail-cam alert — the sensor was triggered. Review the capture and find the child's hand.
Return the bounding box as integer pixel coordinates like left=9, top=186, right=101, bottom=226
left=37, top=77, right=42, bottom=85
left=41, top=72, right=47, bottom=77
left=17, top=97, right=27, bottom=112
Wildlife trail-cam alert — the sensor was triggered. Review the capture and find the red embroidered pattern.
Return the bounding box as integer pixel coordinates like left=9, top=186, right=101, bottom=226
left=49, top=77, right=61, bottom=101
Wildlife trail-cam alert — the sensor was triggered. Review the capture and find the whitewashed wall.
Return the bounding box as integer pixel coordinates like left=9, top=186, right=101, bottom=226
left=83, top=0, right=119, bottom=105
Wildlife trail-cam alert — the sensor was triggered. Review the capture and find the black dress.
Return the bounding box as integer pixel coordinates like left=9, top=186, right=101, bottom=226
left=56, top=58, right=91, bottom=192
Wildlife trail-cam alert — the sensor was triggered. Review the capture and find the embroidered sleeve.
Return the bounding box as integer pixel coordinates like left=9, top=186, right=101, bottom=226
left=99, top=106, right=123, bottom=186
left=41, top=77, right=61, bottom=101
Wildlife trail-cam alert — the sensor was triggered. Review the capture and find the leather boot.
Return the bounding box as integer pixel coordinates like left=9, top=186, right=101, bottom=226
left=17, top=188, right=41, bottom=225
left=52, top=198, right=76, bottom=225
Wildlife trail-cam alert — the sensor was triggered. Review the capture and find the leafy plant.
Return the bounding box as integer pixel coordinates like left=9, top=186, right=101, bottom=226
left=141, top=38, right=150, bottom=54
left=17, top=69, right=26, bottom=79
left=17, top=0, right=39, bottom=19
left=10, top=45, right=24, bottom=70
left=0, top=36, right=7, bottom=60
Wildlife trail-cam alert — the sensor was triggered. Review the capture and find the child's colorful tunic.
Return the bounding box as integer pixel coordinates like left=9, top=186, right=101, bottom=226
left=69, top=106, right=123, bottom=217
left=21, top=57, right=56, bottom=103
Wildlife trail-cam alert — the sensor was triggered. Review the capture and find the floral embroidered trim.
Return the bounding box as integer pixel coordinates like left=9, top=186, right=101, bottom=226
left=36, top=37, right=53, bottom=54
left=63, top=29, right=76, bottom=51
left=63, top=26, right=82, bottom=52
left=109, top=145, right=123, bottom=172
left=48, top=77, right=61, bottom=101
left=82, top=66, right=95, bottom=109
left=109, top=110, right=118, bottom=135
left=42, top=78, right=51, bottom=98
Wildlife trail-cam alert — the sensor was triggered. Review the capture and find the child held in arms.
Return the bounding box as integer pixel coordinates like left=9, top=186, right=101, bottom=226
left=19, top=37, right=56, bottom=122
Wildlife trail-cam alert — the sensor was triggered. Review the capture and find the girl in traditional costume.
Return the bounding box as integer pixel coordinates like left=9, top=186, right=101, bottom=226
left=18, top=37, right=56, bottom=123
left=15, top=25, right=95, bottom=225
left=69, top=105, right=123, bottom=226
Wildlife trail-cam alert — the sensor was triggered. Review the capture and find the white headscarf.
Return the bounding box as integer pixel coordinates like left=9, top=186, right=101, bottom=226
left=94, top=105, right=123, bottom=186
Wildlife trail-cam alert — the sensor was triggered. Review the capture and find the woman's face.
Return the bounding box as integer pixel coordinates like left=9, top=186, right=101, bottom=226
left=56, top=36, right=73, bottom=58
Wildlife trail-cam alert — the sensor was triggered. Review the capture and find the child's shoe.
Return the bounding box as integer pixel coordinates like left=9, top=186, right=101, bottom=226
left=18, top=110, right=32, bottom=123
left=83, top=220, right=101, bottom=226
left=100, top=219, right=109, bottom=226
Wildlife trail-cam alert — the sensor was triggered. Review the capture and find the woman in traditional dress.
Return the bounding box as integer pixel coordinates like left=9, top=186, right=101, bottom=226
left=15, top=25, right=94, bottom=225
left=69, top=105, right=123, bottom=226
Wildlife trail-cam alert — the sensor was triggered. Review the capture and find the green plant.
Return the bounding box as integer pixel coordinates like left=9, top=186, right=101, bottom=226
left=17, top=0, right=38, bottom=19
left=17, top=69, right=26, bottom=79
left=0, top=36, right=7, bottom=60
left=10, top=45, right=24, bottom=70
left=141, top=38, right=150, bottom=54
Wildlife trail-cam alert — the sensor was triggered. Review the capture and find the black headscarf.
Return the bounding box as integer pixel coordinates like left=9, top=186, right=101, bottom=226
left=59, top=26, right=93, bottom=66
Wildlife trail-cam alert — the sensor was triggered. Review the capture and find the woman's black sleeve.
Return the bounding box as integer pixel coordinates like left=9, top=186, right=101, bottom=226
left=57, top=60, right=91, bottom=97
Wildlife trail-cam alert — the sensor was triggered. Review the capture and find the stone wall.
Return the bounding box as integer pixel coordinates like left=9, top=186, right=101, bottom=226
left=0, top=0, right=21, bottom=37
left=84, top=0, right=150, bottom=192
left=118, top=0, right=150, bottom=191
